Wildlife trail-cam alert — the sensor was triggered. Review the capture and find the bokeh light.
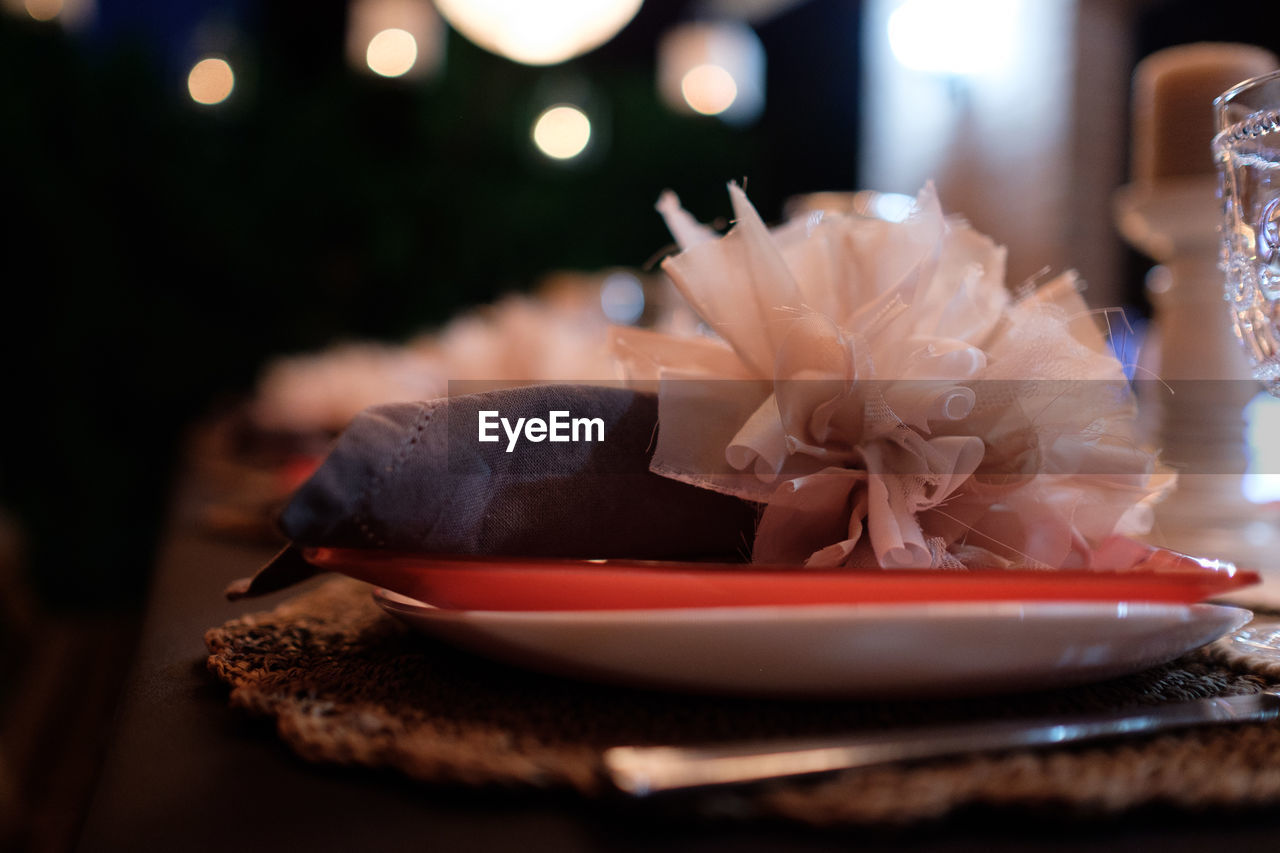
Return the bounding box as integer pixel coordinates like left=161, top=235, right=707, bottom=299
left=657, top=21, right=765, bottom=125
left=680, top=64, right=738, bottom=116
left=532, top=105, right=591, bottom=160
left=187, top=57, right=235, bottom=106
left=887, top=0, right=1019, bottom=75
left=1244, top=391, right=1280, bottom=503
left=366, top=27, right=418, bottom=77
left=23, top=0, right=61, bottom=21
left=346, top=0, right=444, bottom=79
left=599, top=272, right=645, bottom=325
left=869, top=191, right=915, bottom=222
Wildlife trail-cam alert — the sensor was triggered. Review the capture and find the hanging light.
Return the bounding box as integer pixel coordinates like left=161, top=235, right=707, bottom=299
left=434, top=0, right=642, bottom=66
left=657, top=21, right=765, bottom=125
left=346, top=0, right=444, bottom=79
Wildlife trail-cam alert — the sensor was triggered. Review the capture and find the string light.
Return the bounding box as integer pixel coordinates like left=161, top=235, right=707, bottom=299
left=187, top=57, right=234, bottom=105
left=366, top=28, right=418, bottom=77
left=657, top=21, right=765, bottom=125
left=23, top=0, right=61, bottom=21
left=532, top=105, right=591, bottom=160
left=346, top=0, right=444, bottom=79
left=680, top=64, right=738, bottom=116
left=10, top=0, right=98, bottom=31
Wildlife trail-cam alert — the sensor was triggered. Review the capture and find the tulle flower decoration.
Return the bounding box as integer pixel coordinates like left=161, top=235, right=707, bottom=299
left=615, top=183, right=1169, bottom=569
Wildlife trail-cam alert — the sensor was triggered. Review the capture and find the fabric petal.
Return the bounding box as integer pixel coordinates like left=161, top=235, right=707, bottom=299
left=660, top=184, right=802, bottom=375
left=753, top=468, right=867, bottom=565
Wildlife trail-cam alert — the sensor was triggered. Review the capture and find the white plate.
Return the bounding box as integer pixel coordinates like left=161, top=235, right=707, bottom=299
left=373, top=591, right=1252, bottom=698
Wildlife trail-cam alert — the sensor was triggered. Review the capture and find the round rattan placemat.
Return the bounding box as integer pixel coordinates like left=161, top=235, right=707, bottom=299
left=205, top=578, right=1280, bottom=825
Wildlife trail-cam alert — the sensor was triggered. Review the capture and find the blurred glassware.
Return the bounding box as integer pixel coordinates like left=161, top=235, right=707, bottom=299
left=1216, top=69, right=1280, bottom=392
left=1112, top=48, right=1280, bottom=600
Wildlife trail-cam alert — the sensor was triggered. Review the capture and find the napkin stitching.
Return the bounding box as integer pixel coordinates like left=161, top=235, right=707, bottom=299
left=353, top=404, right=431, bottom=548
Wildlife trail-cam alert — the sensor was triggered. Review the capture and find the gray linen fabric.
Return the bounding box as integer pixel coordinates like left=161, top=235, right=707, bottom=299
left=278, top=384, right=757, bottom=560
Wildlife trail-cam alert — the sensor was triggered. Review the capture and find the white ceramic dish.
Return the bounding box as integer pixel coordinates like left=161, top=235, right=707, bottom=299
left=373, top=591, right=1252, bottom=698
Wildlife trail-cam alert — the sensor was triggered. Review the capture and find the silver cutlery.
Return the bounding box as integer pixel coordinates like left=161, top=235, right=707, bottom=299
left=605, top=690, right=1280, bottom=795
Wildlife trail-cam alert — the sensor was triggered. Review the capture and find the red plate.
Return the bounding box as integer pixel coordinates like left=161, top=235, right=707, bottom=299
left=301, top=540, right=1258, bottom=612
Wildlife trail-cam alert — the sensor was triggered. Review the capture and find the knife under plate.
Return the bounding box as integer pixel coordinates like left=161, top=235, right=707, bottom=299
left=604, top=690, right=1280, bottom=795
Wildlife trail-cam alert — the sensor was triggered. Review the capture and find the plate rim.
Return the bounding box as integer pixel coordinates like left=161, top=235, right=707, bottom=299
left=372, top=587, right=1254, bottom=625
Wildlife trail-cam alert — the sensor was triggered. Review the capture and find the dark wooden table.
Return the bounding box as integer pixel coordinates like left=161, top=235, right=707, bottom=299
left=74, top=471, right=1280, bottom=852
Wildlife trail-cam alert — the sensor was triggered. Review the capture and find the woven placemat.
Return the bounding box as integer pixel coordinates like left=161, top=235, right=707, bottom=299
left=205, top=578, right=1280, bottom=825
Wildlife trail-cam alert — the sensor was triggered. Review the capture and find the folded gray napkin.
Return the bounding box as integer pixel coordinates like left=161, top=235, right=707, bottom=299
left=230, top=384, right=757, bottom=598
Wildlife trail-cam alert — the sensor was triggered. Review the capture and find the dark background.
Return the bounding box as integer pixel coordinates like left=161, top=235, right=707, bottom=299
left=0, top=0, right=862, bottom=608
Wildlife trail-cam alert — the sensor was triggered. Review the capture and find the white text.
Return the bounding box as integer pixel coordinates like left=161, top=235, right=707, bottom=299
left=477, top=409, right=605, bottom=452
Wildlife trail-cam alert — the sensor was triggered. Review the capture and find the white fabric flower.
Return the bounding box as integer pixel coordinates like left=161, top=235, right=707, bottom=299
left=615, top=183, right=1169, bottom=569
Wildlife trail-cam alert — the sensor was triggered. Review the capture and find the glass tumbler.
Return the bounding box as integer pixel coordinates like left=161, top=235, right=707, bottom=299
left=1215, top=69, right=1280, bottom=392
